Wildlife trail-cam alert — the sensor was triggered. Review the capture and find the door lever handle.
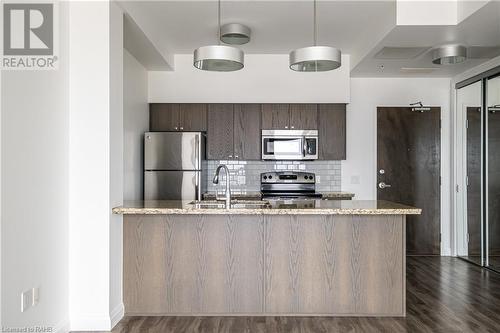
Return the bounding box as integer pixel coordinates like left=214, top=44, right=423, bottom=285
left=378, top=182, right=392, bottom=189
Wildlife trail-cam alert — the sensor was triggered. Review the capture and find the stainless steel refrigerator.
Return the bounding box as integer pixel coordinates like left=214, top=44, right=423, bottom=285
left=144, top=132, right=206, bottom=200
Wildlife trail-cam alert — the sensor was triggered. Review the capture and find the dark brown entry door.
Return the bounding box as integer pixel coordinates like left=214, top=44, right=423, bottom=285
left=377, top=107, right=441, bottom=255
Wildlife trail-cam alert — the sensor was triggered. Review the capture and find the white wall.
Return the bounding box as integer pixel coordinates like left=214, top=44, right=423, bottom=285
left=109, top=2, right=124, bottom=326
left=69, top=1, right=123, bottom=330
left=344, top=78, right=452, bottom=255
left=1, top=2, right=69, bottom=332
left=149, top=54, right=350, bottom=103
left=124, top=50, right=149, bottom=201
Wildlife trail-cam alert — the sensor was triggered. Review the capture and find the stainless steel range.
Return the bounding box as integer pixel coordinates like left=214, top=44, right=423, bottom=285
left=260, top=171, right=322, bottom=200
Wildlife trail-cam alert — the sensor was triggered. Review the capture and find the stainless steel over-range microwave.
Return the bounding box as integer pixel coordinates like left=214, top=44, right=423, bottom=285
left=261, top=130, right=318, bottom=160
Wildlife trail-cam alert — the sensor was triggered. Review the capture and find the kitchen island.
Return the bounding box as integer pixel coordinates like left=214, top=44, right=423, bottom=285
left=113, top=200, right=420, bottom=317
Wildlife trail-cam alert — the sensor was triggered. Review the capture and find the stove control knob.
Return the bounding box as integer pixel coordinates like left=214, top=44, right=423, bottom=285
left=263, top=176, right=267, bottom=180
left=269, top=175, right=273, bottom=179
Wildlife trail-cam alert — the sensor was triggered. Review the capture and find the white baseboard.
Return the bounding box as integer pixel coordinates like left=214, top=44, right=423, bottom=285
left=70, top=314, right=112, bottom=332
left=110, top=302, right=125, bottom=329
left=54, top=319, right=70, bottom=333
left=70, top=303, right=124, bottom=332
left=441, top=247, right=452, bottom=256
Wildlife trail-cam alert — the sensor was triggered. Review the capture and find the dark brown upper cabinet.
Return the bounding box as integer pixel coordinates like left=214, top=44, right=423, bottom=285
left=318, top=104, right=346, bottom=160
left=290, top=104, right=318, bottom=130
left=207, top=104, right=234, bottom=160
left=261, top=104, right=290, bottom=129
left=208, top=104, right=261, bottom=160
left=150, top=103, right=207, bottom=131
left=179, top=104, right=207, bottom=131
left=234, top=104, right=261, bottom=160
left=261, top=104, right=317, bottom=130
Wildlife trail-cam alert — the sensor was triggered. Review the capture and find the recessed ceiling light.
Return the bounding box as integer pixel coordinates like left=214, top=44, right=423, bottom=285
left=432, top=45, right=467, bottom=65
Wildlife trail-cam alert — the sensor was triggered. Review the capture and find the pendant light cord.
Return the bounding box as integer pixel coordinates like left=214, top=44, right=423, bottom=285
left=218, top=0, right=221, bottom=45
left=313, top=0, right=317, bottom=46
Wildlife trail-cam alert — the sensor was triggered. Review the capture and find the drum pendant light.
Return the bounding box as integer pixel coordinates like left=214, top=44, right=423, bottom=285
left=193, top=0, right=244, bottom=71
left=289, top=0, right=341, bottom=72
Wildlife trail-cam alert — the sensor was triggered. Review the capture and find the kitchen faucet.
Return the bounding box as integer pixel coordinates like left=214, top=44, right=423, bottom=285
left=213, top=164, right=231, bottom=207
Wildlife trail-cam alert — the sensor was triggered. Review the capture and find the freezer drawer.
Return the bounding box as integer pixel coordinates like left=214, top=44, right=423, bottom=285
left=144, top=171, right=201, bottom=200
left=144, top=132, right=205, bottom=171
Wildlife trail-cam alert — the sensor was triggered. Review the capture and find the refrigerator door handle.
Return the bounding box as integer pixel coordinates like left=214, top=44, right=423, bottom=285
left=195, top=171, right=200, bottom=200
left=195, top=134, right=200, bottom=200
left=195, top=134, right=200, bottom=169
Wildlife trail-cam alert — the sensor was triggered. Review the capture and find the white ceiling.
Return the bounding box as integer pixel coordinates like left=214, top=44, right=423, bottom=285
left=119, top=1, right=396, bottom=58
left=121, top=0, right=500, bottom=78
left=351, top=1, right=500, bottom=77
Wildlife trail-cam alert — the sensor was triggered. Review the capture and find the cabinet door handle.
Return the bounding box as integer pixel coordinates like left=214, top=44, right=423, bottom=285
left=229, top=155, right=233, bottom=158
left=174, top=127, right=178, bottom=130
left=285, top=126, right=288, bottom=129
left=180, top=127, right=184, bottom=130
left=235, top=155, right=239, bottom=159
left=291, top=126, right=295, bottom=129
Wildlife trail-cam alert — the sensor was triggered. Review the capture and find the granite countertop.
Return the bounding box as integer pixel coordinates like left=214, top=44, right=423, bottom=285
left=113, top=199, right=421, bottom=215
left=202, top=191, right=355, bottom=200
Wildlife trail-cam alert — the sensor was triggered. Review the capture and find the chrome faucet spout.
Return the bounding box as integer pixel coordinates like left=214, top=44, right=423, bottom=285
left=213, top=165, right=231, bottom=207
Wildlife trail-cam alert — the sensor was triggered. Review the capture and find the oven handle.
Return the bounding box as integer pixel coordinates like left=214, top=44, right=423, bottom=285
left=302, top=136, right=307, bottom=157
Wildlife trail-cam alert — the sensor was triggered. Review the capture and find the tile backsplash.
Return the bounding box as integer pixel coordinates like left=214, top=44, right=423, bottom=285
left=205, top=160, right=341, bottom=193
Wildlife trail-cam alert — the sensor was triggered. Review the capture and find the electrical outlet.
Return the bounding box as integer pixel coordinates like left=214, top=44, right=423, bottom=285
left=32, top=287, right=39, bottom=307
left=21, top=289, right=33, bottom=312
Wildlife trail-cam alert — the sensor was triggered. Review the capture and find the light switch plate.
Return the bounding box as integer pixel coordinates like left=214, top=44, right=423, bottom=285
left=21, top=289, right=33, bottom=312
left=32, top=287, right=39, bottom=306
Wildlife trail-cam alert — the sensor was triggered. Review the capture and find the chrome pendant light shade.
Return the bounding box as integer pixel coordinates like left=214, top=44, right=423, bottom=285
left=220, top=23, right=251, bottom=45
left=290, top=46, right=341, bottom=72
left=193, top=0, right=244, bottom=71
left=194, top=45, right=244, bottom=71
left=289, top=0, right=341, bottom=72
left=432, top=45, right=467, bottom=65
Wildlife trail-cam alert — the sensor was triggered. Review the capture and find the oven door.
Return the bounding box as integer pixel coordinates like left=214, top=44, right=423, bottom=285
left=262, top=136, right=305, bottom=160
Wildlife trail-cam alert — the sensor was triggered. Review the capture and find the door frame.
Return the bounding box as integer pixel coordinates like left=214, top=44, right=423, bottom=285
left=376, top=105, right=445, bottom=255
left=452, top=63, right=500, bottom=263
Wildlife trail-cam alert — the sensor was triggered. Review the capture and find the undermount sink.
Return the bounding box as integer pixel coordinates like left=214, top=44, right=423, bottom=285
left=190, top=199, right=270, bottom=209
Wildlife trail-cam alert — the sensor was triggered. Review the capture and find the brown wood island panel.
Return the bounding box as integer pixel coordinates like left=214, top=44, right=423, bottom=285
left=124, top=214, right=405, bottom=316
left=264, top=215, right=404, bottom=315
left=124, top=215, right=264, bottom=314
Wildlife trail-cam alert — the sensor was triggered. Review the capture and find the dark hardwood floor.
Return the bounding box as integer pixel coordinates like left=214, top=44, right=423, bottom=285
left=83, top=257, right=500, bottom=333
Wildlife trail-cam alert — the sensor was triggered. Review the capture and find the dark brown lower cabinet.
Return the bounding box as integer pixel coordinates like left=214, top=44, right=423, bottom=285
left=318, top=104, right=346, bottom=160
